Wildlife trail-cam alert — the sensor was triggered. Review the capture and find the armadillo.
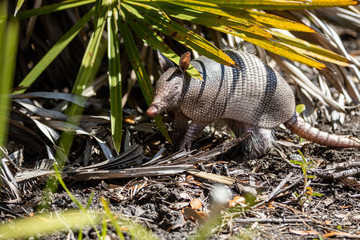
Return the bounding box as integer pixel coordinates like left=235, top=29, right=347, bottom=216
left=146, top=49, right=360, bottom=159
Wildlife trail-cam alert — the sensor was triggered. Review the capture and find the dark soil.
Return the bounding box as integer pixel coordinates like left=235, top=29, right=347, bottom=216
left=2, top=112, right=360, bottom=239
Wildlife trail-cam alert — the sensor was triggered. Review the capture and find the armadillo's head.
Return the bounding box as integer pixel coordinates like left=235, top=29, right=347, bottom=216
left=146, top=51, right=191, bottom=118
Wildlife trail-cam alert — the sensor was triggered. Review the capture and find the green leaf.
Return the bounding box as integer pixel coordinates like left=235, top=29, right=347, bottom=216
left=296, top=104, right=305, bottom=114
left=125, top=1, right=326, bottom=69
left=154, top=3, right=273, bottom=38
left=290, top=160, right=304, bottom=165
left=107, top=7, right=122, bottom=153
left=123, top=2, right=236, bottom=68
left=156, top=0, right=358, bottom=10
left=311, top=191, right=324, bottom=197
left=14, top=0, right=95, bottom=19
left=14, top=8, right=95, bottom=94
left=148, top=1, right=315, bottom=32
left=66, top=7, right=107, bottom=117
left=123, top=7, right=201, bottom=80
left=94, top=0, right=103, bottom=29
left=0, top=3, right=19, bottom=147
left=57, top=6, right=106, bottom=164
left=119, top=8, right=172, bottom=144
left=270, top=30, right=349, bottom=66
left=14, top=0, right=25, bottom=16
left=238, top=33, right=326, bottom=69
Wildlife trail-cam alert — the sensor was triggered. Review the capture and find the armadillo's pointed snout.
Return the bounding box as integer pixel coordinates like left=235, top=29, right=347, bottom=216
left=146, top=105, right=160, bottom=117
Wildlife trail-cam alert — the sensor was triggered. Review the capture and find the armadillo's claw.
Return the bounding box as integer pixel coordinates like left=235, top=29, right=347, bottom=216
left=146, top=105, right=159, bottom=117
left=178, top=139, right=192, bottom=152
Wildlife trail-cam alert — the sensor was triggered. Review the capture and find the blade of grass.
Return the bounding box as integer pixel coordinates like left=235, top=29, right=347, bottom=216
left=118, top=9, right=171, bottom=144
left=94, top=0, right=103, bottom=29
left=14, top=0, right=95, bottom=19
left=101, top=197, right=158, bottom=240
left=0, top=5, right=19, bottom=147
left=107, top=6, right=122, bottom=153
left=14, top=8, right=95, bottom=94
left=54, top=164, right=102, bottom=239
left=101, top=198, right=125, bottom=240
left=14, top=0, right=25, bottom=16
left=0, top=209, right=102, bottom=239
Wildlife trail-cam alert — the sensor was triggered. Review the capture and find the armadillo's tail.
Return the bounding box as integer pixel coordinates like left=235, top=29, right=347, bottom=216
left=284, top=113, right=360, bottom=148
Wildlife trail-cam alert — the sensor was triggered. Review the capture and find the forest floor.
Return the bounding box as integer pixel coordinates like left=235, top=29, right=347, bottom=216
left=3, top=111, right=360, bottom=239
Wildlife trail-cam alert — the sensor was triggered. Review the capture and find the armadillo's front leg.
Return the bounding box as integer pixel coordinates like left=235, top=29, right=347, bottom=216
left=172, top=109, right=189, bottom=144
left=179, top=121, right=208, bottom=151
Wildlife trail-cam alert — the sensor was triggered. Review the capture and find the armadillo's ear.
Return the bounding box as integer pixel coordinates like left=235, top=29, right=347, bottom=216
left=179, top=51, right=191, bottom=73
left=157, top=49, right=175, bottom=72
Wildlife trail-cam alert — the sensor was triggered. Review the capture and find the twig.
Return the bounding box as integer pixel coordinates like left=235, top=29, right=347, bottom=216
left=234, top=218, right=315, bottom=224
left=251, top=172, right=298, bottom=209
left=267, top=172, right=293, bottom=201
left=333, top=168, right=360, bottom=179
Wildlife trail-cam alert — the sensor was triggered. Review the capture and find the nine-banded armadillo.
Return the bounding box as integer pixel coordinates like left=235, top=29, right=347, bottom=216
left=146, top=49, right=360, bottom=159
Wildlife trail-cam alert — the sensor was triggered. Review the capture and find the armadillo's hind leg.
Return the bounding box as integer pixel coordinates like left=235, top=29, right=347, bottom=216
left=179, top=121, right=208, bottom=151
left=226, top=120, right=273, bottom=160
left=246, top=128, right=273, bottom=159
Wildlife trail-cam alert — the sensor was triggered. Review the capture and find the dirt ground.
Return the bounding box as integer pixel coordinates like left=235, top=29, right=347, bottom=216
left=2, top=112, right=360, bottom=239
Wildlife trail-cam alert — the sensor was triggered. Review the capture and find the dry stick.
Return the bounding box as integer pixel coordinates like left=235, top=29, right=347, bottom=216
left=267, top=172, right=293, bottom=201
left=251, top=172, right=296, bottom=209
left=274, top=202, right=321, bottom=233
left=310, top=167, right=360, bottom=179
left=332, top=168, right=360, bottom=179
left=234, top=218, right=315, bottom=224
left=276, top=201, right=360, bottom=236
left=327, top=161, right=360, bottom=169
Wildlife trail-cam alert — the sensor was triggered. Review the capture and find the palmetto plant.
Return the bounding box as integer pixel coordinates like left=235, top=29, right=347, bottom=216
left=3, top=0, right=360, bottom=155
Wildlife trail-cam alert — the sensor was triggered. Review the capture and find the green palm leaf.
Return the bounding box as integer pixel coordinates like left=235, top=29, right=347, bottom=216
left=123, top=2, right=237, bottom=68
left=119, top=8, right=172, bottom=144
left=107, top=6, right=123, bottom=153
left=0, top=2, right=19, bottom=147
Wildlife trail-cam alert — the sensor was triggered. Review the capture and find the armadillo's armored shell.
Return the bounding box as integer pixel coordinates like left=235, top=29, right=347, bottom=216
left=223, top=50, right=295, bottom=128
left=180, top=56, right=228, bottom=122
left=180, top=49, right=295, bottom=128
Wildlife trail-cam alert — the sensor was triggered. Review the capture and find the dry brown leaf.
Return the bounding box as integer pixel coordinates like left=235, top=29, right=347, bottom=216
left=322, top=231, right=360, bottom=238
left=182, top=207, right=208, bottom=223
left=124, top=114, right=136, bottom=124
left=228, top=196, right=246, bottom=208
left=186, top=175, right=194, bottom=181
left=190, top=198, right=202, bottom=210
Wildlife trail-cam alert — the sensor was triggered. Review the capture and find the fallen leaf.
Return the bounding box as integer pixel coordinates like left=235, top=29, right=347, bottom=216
left=228, top=196, right=246, bottom=208
left=190, top=198, right=202, bottom=210
left=182, top=207, right=208, bottom=223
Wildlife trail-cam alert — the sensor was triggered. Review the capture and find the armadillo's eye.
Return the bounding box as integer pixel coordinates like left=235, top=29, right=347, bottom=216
left=173, top=85, right=179, bottom=91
